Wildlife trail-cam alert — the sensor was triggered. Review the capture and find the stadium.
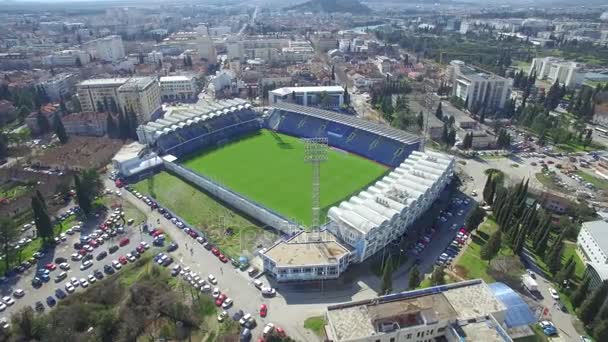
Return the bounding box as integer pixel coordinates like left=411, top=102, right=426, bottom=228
left=131, top=98, right=457, bottom=281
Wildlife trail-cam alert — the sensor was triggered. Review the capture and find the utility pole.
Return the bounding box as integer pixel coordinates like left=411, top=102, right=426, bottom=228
left=303, top=137, right=328, bottom=232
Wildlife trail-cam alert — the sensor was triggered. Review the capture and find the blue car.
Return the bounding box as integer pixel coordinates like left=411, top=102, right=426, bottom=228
left=55, top=288, right=67, bottom=299
left=46, top=296, right=56, bottom=306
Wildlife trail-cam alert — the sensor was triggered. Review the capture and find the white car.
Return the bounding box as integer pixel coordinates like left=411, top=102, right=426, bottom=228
left=139, top=241, right=150, bottom=250
left=549, top=288, right=560, bottom=300
left=87, top=274, right=97, bottom=283
left=65, top=283, right=75, bottom=293
left=0, top=303, right=6, bottom=312
left=263, top=323, right=275, bottom=336
left=112, top=260, right=122, bottom=269
left=221, top=298, right=233, bottom=309
left=2, top=297, right=14, bottom=306
left=212, top=288, right=220, bottom=298
left=208, top=274, right=217, bottom=284
left=71, top=253, right=83, bottom=261
left=0, top=318, right=9, bottom=330
left=79, top=278, right=89, bottom=288
left=13, top=289, right=25, bottom=298
left=217, top=310, right=228, bottom=322
left=239, top=313, right=252, bottom=326
left=59, top=262, right=70, bottom=271
left=71, top=277, right=79, bottom=287
left=126, top=253, right=136, bottom=262
left=201, top=284, right=211, bottom=292
left=80, top=260, right=93, bottom=270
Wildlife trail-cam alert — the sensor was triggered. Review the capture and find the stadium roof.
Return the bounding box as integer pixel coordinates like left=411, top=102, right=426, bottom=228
left=328, top=151, right=453, bottom=235
left=271, top=102, right=420, bottom=145
left=138, top=98, right=252, bottom=141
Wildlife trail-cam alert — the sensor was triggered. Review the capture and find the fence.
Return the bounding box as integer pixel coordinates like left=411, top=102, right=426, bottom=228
left=163, top=160, right=300, bottom=234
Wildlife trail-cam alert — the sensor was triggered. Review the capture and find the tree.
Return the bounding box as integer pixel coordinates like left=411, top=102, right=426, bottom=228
left=578, top=281, right=608, bottom=326
left=0, top=133, right=7, bottom=159
left=75, top=57, right=82, bottom=67
left=31, top=191, right=53, bottom=243
left=435, top=102, right=443, bottom=120
left=0, top=218, right=19, bottom=273
left=430, top=266, right=446, bottom=285
left=106, top=113, right=118, bottom=138
left=35, top=111, right=50, bottom=134
left=408, top=265, right=421, bottom=289
left=594, top=320, right=608, bottom=342
left=343, top=85, right=350, bottom=106
left=465, top=204, right=485, bottom=230
left=52, top=114, right=68, bottom=144
left=381, top=255, right=393, bottom=294
left=555, top=255, right=575, bottom=286
left=483, top=173, right=494, bottom=203
left=571, top=277, right=591, bottom=308
left=74, top=169, right=102, bottom=216
left=480, top=230, right=502, bottom=261
left=545, top=239, right=564, bottom=275
left=416, top=110, right=424, bottom=130
left=319, top=91, right=332, bottom=108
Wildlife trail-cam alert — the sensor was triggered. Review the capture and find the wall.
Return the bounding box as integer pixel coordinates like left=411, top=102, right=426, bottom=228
left=163, top=160, right=298, bottom=234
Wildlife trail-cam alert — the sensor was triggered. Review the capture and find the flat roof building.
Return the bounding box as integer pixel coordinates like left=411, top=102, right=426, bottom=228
left=449, top=60, right=512, bottom=111
left=578, top=220, right=608, bottom=289
left=269, top=86, right=345, bottom=109
left=325, top=280, right=523, bottom=342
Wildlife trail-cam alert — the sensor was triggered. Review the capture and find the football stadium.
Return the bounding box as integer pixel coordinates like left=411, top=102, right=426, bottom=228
left=132, top=98, right=454, bottom=275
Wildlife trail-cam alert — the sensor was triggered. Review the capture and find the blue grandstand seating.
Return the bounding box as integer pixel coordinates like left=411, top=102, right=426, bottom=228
left=155, top=110, right=261, bottom=158
left=267, top=110, right=418, bottom=167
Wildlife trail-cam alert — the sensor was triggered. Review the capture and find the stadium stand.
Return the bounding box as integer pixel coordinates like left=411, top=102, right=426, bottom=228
left=137, top=99, right=261, bottom=158
left=267, top=103, right=420, bottom=167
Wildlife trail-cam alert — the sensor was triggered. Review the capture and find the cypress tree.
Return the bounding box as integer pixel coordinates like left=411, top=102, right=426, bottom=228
left=487, top=179, right=497, bottom=205
left=572, top=277, right=591, bottom=308
left=480, top=230, right=502, bottom=261
left=555, top=256, right=575, bottom=286
left=408, top=265, right=421, bottom=289
left=578, top=281, right=608, bottom=326
left=546, top=239, right=564, bottom=275
left=534, top=226, right=551, bottom=255
left=52, top=114, right=68, bottom=144
left=593, top=320, right=608, bottom=342
left=483, top=174, right=493, bottom=204
left=513, top=226, right=527, bottom=255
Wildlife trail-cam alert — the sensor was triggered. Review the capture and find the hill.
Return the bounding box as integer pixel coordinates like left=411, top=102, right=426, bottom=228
left=286, top=0, right=371, bottom=14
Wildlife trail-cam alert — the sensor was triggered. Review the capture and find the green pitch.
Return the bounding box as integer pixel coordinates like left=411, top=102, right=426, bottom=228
left=181, top=130, right=388, bottom=226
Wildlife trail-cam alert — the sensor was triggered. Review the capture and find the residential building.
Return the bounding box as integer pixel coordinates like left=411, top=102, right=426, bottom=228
left=25, top=103, right=61, bottom=135
left=0, top=53, right=31, bottom=70
left=82, top=35, right=125, bottom=62
left=76, top=77, right=161, bottom=122
left=226, top=38, right=288, bottom=62
left=156, top=31, right=216, bottom=64
left=529, top=57, right=583, bottom=88
left=281, top=40, right=315, bottom=62
left=269, top=86, right=344, bottom=109
left=578, top=220, right=608, bottom=289
left=62, top=112, right=108, bottom=137
left=42, top=49, right=90, bottom=67
left=39, top=73, right=78, bottom=101
left=160, top=75, right=198, bottom=101
left=0, top=100, right=16, bottom=125
left=327, top=151, right=454, bottom=263
left=325, top=279, right=535, bottom=342
left=449, top=60, right=512, bottom=110
left=261, top=230, right=351, bottom=282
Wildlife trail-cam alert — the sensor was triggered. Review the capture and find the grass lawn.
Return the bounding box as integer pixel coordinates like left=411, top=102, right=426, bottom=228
left=535, top=172, right=565, bottom=193
left=453, top=218, right=516, bottom=283
left=133, top=172, right=267, bottom=258
left=0, top=182, right=33, bottom=200
left=180, top=130, right=388, bottom=226
left=304, top=316, right=326, bottom=336
left=576, top=170, right=608, bottom=192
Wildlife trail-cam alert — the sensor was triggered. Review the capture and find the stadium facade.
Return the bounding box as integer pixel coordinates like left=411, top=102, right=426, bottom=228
left=132, top=100, right=456, bottom=282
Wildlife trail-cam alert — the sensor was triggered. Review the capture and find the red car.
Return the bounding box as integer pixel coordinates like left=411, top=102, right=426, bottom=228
left=215, top=294, right=227, bottom=306
left=119, top=238, right=130, bottom=247
left=45, top=263, right=57, bottom=271
left=79, top=249, right=88, bottom=256
left=119, top=256, right=128, bottom=265
left=188, top=230, right=198, bottom=238
left=276, top=327, right=286, bottom=337
left=90, top=240, right=98, bottom=248
left=115, top=179, right=124, bottom=188
left=218, top=254, right=228, bottom=263
left=152, top=229, right=164, bottom=237
left=260, top=304, right=267, bottom=317
left=136, top=245, right=145, bottom=253
left=211, top=247, right=220, bottom=256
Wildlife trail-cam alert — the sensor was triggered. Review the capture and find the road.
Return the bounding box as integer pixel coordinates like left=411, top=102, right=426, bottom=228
left=237, top=6, right=257, bottom=36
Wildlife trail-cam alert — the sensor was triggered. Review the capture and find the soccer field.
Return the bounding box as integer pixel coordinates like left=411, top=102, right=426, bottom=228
left=180, top=130, right=388, bottom=226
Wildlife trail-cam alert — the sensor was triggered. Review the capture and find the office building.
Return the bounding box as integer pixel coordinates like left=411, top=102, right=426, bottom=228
left=529, top=57, right=583, bottom=88
left=160, top=75, right=199, bottom=101
left=77, top=77, right=161, bottom=122
left=39, top=73, right=78, bottom=101
left=449, top=60, right=512, bottom=110
left=325, top=279, right=535, bottom=342
left=82, top=35, right=125, bottom=62
left=261, top=230, right=351, bottom=282
left=327, top=151, right=454, bottom=263
left=42, top=49, right=91, bottom=67
left=268, top=86, right=344, bottom=109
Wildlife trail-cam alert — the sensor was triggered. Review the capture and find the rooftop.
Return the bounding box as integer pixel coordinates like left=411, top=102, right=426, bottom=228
left=443, top=281, right=507, bottom=320
left=456, top=320, right=509, bottom=342
left=118, top=77, right=157, bottom=91
left=263, top=231, right=350, bottom=267
left=78, top=78, right=129, bottom=87
left=270, top=86, right=344, bottom=96
left=160, top=75, right=195, bottom=82
left=582, top=220, right=608, bottom=253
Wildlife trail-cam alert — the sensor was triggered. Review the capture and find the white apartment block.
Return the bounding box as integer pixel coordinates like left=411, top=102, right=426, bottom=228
left=82, top=35, right=125, bottom=62
left=450, top=60, right=512, bottom=110
left=226, top=38, right=288, bottom=62
left=77, top=77, right=161, bottom=122
left=269, top=86, right=344, bottom=109
left=529, top=57, right=583, bottom=88
left=327, top=151, right=454, bottom=263
left=39, top=73, right=78, bottom=101
left=42, top=49, right=91, bottom=67
left=160, top=75, right=198, bottom=101
left=281, top=40, right=315, bottom=62
left=261, top=231, right=351, bottom=282
left=325, top=280, right=514, bottom=342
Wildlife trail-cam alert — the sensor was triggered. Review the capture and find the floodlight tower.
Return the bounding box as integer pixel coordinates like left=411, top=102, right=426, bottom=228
left=303, top=137, right=328, bottom=231
left=420, top=84, right=435, bottom=152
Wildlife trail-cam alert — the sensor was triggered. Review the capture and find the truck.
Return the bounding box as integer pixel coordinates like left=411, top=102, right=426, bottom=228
left=522, top=274, right=538, bottom=292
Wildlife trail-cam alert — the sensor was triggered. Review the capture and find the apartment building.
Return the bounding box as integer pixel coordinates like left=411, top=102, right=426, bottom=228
left=529, top=57, right=583, bottom=88
left=281, top=40, right=315, bottom=62
left=39, top=73, right=78, bottom=101
left=261, top=230, right=351, bottom=282
left=77, top=77, right=161, bottom=122
left=226, top=38, right=288, bottom=62
left=327, top=151, right=454, bottom=263
left=156, top=30, right=216, bottom=64
left=160, top=75, right=198, bottom=101
left=325, top=279, right=529, bottom=342
left=269, top=86, right=344, bottom=109
left=62, top=112, right=107, bottom=137
left=42, top=49, right=91, bottom=67
left=82, top=35, right=125, bottom=62
left=449, top=60, right=512, bottom=110
left=578, top=220, right=608, bottom=289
